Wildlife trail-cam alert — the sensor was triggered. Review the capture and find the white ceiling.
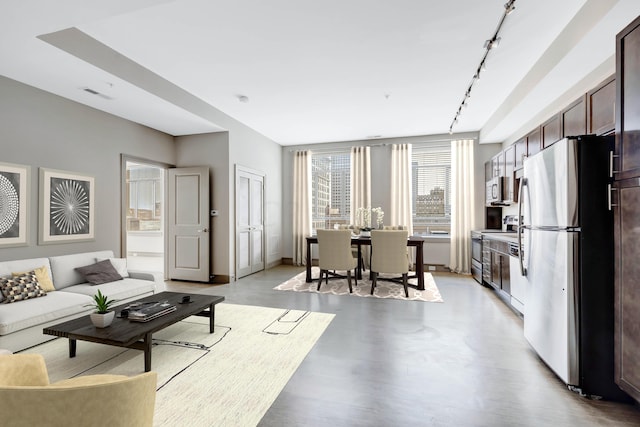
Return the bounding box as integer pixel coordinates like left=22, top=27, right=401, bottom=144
left=2, top=0, right=639, bottom=146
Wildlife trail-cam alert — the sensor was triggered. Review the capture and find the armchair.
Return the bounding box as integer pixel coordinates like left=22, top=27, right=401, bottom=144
left=0, top=353, right=157, bottom=427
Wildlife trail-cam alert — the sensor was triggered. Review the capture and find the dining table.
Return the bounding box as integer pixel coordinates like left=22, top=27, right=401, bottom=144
left=305, top=234, right=426, bottom=290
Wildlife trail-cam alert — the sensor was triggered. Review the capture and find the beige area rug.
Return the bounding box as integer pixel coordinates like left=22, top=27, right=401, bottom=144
left=274, top=267, right=444, bottom=302
left=23, top=303, right=334, bottom=427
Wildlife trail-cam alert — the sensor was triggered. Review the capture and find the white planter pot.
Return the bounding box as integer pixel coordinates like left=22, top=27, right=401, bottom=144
left=90, top=311, right=115, bottom=328
left=360, top=230, right=371, bottom=237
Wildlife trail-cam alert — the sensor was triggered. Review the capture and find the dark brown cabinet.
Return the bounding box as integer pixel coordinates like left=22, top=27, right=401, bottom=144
left=589, top=75, right=616, bottom=137
left=562, top=95, right=587, bottom=138
left=504, top=144, right=517, bottom=203
left=614, top=15, right=640, bottom=404
left=542, top=114, right=562, bottom=148
left=526, top=128, right=541, bottom=157
left=514, top=137, right=526, bottom=170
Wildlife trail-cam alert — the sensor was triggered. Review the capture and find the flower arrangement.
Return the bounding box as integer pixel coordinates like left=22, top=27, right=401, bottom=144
left=356, top=207, right=384, bottom=230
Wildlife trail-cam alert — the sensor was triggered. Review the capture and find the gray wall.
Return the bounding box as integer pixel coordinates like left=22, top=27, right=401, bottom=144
left=175, top=132, right=230, bottom=279
left=176, top=124, right=282, bottom=281
left=0, top=75, right=175, bottom=261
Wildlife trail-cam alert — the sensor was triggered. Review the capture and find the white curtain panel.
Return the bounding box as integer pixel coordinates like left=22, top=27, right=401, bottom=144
left=350, top=146, right=371, bottom=224
left=390, top=144, right=414, bottom=269
left=390, top=144, right=413, bottom=236
left=449, top=139, right=476, bottom=274
left=292, top=150, right=312, bottom=266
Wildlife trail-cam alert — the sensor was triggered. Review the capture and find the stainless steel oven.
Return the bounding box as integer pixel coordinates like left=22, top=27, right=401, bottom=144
left=471, top=231, right=483, bottom=283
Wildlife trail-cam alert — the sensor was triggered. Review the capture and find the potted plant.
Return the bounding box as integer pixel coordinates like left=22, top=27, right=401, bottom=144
left=86, top=290, right=117, bottom=328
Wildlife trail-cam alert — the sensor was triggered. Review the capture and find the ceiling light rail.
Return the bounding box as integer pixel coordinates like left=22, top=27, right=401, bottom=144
left=448, top=0, right=516, bottom=134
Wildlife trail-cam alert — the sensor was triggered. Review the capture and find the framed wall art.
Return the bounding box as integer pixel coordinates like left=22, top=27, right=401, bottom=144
left=39, top=168, right=95, bottom=244
left=0, top=162, right=29, bottom=248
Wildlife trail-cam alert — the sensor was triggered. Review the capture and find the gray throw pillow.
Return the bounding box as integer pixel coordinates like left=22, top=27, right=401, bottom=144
left=75, top=260, right=123, bottom=285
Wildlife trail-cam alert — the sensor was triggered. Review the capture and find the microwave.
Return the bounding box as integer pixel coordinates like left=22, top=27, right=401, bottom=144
left=485, top=176, right=504, bottom=205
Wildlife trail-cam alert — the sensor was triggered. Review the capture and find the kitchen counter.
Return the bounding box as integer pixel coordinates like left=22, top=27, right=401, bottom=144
left=481, top=232, right=518, bottom=244
left=472, top=230, right=518, bottom=243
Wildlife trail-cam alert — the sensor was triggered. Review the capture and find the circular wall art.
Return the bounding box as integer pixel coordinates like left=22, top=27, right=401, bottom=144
left=50, top=178, right=90, bottom=235
left=0, top=174, right=19, bottom=236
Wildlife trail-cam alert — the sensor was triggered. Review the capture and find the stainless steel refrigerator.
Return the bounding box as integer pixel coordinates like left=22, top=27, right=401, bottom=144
left=517, top=135, right=628, bottom=401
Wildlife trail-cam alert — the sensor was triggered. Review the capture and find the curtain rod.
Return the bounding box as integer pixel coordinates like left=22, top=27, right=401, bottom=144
left=287, top=137, right=474, bottom=153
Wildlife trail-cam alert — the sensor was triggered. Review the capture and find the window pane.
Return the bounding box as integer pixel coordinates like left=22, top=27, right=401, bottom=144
left=311, top=152, right=350, bottom=230
left=412, top=146, right=451, bottom=234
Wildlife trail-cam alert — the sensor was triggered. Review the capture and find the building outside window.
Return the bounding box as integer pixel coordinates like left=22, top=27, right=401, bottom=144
left=412, top=145, right=451, bottom=234
left=311, top=152, right=350, bottom=231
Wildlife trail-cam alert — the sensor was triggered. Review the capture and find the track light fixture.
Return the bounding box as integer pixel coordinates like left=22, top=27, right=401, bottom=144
left=448, top=0, right=516, bottom=134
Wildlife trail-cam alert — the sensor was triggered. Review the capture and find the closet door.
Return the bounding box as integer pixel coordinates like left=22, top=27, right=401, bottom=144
left=236, top=166, right=265, bottom=279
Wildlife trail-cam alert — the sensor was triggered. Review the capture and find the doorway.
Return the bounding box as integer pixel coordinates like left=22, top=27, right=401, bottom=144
left=121, top=156, right=168, bottom=276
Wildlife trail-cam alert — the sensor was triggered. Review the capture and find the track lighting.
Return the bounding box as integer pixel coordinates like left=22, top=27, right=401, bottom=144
left=448, top=1, right=516, bottom=134
left=505, top=1, right=516, bottom=15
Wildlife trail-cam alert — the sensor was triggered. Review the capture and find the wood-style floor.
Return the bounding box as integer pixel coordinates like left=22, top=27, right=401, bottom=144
left=167, top=265, right=640, bottom=426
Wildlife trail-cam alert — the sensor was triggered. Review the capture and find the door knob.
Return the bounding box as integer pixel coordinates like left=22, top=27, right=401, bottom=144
left=198, top=228, right=209, bottom=233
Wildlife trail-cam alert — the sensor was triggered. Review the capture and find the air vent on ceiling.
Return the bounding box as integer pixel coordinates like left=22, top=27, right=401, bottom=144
left=81, top=87, right=113, bottom=100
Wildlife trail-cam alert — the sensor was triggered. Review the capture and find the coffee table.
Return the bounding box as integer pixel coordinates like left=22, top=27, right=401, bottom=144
left=43, top=292, right=225, bottom=372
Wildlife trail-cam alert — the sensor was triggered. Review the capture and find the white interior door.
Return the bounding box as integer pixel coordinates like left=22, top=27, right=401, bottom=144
left=236, top=166, right=264, bottom=279
left=168, top=167, right=210, bottom=282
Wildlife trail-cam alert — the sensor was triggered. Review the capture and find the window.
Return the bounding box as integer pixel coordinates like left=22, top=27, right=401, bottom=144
left=311, top=152, right=350, bottom=231
left=412, top=145, right=451, bottom=234
left=126, top=164, right=163, bottom=232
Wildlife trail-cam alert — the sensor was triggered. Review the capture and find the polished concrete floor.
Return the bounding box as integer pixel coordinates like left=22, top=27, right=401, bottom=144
left=167, top=265, right=640, bottom=427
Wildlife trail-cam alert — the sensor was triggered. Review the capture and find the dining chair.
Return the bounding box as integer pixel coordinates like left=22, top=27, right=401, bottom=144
left=370, top=230, right=410, bottom=297
left=334, top=224, right=365, bottom=271
left=316, top=229, right=358, bottom=293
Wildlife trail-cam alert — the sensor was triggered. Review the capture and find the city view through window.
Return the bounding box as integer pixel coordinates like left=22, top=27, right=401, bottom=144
left=311, top=146, right=451, bottom=234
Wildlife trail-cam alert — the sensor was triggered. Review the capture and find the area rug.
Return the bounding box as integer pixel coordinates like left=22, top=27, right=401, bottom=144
left=274, top=267, right=444, bottom=302
left=22, top=303, right=334, bottom=426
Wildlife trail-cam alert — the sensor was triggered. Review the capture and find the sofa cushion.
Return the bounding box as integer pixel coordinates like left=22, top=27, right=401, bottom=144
left=95, top=257, right=129, bottom=278
left=61, top=278, right=156, bottom=303
left=0, top=273, right=47, bottom=304
left=0, top=291, right=91, bottom=336
left=0, top=258, right=52, bottom=302
left=48, top=251, right=114, bottom=290
left=75, top=260, right=122, bottom=285
left=12, top=265, right=55, bottom=292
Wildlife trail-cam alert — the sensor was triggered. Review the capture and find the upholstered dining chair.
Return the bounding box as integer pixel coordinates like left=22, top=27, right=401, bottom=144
left=316, top=229, right=358, bottom=293
left=0, top=353, right=158, bottom=427
left=370, top=229, right=410, bottom=298
left=383, top=225, right=411, bottom=269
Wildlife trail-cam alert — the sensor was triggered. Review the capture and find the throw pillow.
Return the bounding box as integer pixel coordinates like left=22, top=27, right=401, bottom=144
left=75, top=260, right=123, bottom=285
left=12, top=265, right=56, bottom=292
left=95, top=257, right=129, bottom=278
left=0, top=272, right=47, bottom=303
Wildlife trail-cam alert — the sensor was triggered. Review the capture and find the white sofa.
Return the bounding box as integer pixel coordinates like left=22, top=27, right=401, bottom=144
left=0, top=250, right=165, bottom=352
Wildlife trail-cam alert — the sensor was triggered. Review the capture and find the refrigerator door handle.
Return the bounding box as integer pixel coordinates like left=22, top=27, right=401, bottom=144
left=518, top=177, right=528, bottom=276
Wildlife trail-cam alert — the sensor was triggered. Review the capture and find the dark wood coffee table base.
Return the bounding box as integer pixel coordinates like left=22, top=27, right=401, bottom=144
left=44, top=292, right=225, bottom=372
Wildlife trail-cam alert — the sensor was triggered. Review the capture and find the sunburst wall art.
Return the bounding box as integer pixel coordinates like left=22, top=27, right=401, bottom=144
left=0, top=162, right=29, bottom=248
left=39, top=168, right=94, bottom=244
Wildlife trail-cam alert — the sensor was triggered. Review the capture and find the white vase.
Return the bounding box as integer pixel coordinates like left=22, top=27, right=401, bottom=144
left=90, top=311, right=115, bottom=328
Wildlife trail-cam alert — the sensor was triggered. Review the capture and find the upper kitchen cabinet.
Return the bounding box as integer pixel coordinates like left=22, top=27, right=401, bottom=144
left=504, top=144, right=517, bottom=203
left=526, top=128, right=541, bottom=157
left=616, top=18, right=640, bottom=180
left=562, top=95, right=587, bottom=138
left=588, top=76, right=616, bottom=137
left=514, top=137, right=526, bottom=170
left=542, top=114, right=562, bottom=149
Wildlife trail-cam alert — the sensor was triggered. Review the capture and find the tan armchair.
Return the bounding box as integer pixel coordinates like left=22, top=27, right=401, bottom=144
left=317, top=229, right=358, bottom=293
left=370, top=230, right=410, bottom=297
left=0, top=353, right=157, bottom=427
